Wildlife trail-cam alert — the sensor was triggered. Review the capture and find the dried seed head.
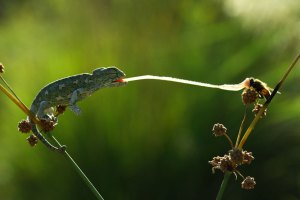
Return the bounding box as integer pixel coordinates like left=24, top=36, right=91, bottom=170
left=209, top=155, right=237, bottom=173
left=27, top=134, right=38, bottom=147
left=229, top=148, right=244, bottom=165
left=212, top=123, right=227, bottom=137
left=243, top=151, right=255, bottom=165
left=241, top=176, right=256, bottom=189
left=242, top=88, right=259, bottom=105
left=0, top=63, right=4, bottom=73
left=40, top=118, right=57, bottom=132
left=219, top=155, right=236, bottom=172
left=18, top=119, right=32, bottom=133
left=208, top=156, right=223, bottom=173
left=252, top=104, right=267, bottom=117
left=56, top=105, right=67, bottom=116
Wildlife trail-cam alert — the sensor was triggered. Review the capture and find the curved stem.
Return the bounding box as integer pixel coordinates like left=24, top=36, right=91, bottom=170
left=223, top=133, right=233, bottom=149
left=216, top=172, right=231, bottom=200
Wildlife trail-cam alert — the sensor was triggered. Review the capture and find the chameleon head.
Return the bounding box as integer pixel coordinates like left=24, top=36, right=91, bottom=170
left=92, top=67, right=127, bottom=88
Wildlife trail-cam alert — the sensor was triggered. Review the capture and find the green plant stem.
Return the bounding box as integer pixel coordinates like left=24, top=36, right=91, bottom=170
left=49, top=135, right=104, bottom=200
left=216, top=172, right=231, bottom=200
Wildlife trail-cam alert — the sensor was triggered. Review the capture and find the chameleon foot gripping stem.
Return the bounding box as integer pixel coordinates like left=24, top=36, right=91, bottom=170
left=31, top=123, right=66, bottom=153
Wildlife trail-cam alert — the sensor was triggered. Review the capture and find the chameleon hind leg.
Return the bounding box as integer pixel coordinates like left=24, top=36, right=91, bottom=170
left=36, top=101, right=53, bottom=118
left=33, top=101, right=66, bottom=153
left=31, top=124, right=66, bottom=153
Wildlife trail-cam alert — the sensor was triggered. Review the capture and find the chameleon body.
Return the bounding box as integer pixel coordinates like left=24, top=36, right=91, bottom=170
left=29, top=67, right=127, bottom=152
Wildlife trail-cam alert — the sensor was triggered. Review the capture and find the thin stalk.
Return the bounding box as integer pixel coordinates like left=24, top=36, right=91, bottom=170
left=0, top=82, right=34, bottom=119
left=0, top=75, right=25, bottom=107
left=0, top=81, right=39, bottom=124
left=49, top=135, right=104, bottom=200
left=235, top=107, right=247, bottom=148
left=216, top=172, right=231, bottom=200
left=223, top=133, right=233, bottom=149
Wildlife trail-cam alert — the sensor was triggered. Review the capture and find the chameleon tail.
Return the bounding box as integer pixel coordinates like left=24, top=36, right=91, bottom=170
left=31, top=124, right=66, bottom=153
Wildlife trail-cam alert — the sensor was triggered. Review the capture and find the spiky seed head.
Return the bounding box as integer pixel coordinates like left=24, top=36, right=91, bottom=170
left=241, top=176, right=256, bottom=189
left=40, top=118, right=57, bottom=132
left=212, top=123, right=227, bottom=137
left=229, top=148, right=244, bottom=165
left=242, top=88, right=259, bottom=105
left=219, top=155, right=236, bottom=172
left=18, top=120, right=32, bottom=133
left=56, top=105, right=67, bottom=115
left=27, top=134, right=38, bottom=147
left=209, top=155, right=237, bottom=173
left=252, top=104, right=267, bottom=117
left=243, top=151, right=255, bottom=165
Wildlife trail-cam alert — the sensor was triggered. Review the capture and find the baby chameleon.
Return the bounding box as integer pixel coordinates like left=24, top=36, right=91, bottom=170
left=29, top=67, right=127, bottom=153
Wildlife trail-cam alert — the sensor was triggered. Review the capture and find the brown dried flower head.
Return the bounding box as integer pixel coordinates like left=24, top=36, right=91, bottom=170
left=40, top=118, right=57, bottom=132
left=242, top=88, right=259, bottom=105
left=219, top=155, right=236, bottom=172
left=229, top=148, right=244, bottom=165
left=56, top=105, right=67, bottom=116
left=241, top=176, right=256, bottom=189
left=18, top=119, right=32, bottom=133
left=208, top=156, right=223, bottom=173
left=212, top=123, right=227, bottom=137
left=209, top=155, right=237, bottom=173
left=242, top=151, right=255, bottom=165
left=252, top=104, right=267, bottom=117
left=27, top=134, right=38, bottom=147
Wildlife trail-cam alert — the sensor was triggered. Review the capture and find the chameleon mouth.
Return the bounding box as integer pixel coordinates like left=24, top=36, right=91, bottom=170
left=113, top=76, right=127, bottom=83
left=111, top=76, right=127, bottom=87
left=113, top=78, right=126, bottom=83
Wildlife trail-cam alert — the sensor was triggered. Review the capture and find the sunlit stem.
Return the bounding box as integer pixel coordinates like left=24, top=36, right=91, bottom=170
left=238, top=53, right=300, bottom=149
left=235, top=107, right=247, bottom=148
left=0, top=75, right=25, bottom=108
left=0, top=80, right=39, bottom=124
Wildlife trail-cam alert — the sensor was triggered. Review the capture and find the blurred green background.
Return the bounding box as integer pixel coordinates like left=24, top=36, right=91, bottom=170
left=0, top=0, right=300, bottom=199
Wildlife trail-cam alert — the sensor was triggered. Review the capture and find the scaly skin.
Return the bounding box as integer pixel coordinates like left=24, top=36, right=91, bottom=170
left=29, top=67, right=127, bottom=153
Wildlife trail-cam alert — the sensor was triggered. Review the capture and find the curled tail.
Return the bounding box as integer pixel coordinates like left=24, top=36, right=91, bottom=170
left=31, top=123, right=66, bottom=153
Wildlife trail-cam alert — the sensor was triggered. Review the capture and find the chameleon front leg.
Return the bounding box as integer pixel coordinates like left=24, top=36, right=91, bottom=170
left=69, top=89, right=83, bottom=115
left=31, top=124, right=66, bottom=153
